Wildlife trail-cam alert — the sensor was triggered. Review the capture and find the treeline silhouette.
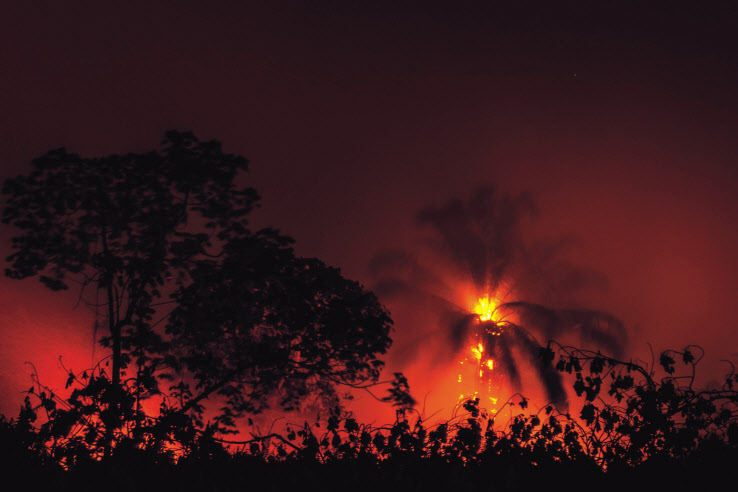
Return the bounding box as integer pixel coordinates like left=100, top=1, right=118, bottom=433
left=2, top=343, right=737, bottom=491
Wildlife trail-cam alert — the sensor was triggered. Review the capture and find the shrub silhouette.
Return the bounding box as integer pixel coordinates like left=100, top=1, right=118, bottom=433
left=5, top=342, right=737, bottom=491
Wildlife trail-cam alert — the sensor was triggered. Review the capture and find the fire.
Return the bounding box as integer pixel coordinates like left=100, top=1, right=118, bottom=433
left=472, top=342, right=484, bottom=360
left=456, top=295, right=506, bottom=408
left=473, top=296, right=497, bottom=322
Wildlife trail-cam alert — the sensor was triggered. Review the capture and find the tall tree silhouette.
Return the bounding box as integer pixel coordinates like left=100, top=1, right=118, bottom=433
left=2, top=132, right=398, bottom=455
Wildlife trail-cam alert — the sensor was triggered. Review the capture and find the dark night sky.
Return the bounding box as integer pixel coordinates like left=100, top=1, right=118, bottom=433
left=2, top=1, right=738, bottom=419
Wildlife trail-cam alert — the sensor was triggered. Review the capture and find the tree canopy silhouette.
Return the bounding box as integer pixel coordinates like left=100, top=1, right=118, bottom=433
left=1, top=131, right=400, bottom=456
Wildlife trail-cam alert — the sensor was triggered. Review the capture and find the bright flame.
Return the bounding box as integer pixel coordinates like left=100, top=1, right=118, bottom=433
left=454, top=294, right=512, bottom=409
left=471, top=343, right=484, bottom=360
left=474, top=295, right=498, bottom=322
left=454, top=295, right=509, bottom=409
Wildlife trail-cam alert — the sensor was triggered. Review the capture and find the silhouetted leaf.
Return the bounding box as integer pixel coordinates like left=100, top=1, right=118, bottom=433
left=660, top=353, right=676, bottom=374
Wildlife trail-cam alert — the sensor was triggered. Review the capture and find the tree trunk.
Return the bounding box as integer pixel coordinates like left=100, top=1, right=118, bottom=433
left=101, top=230, right=121, bottom=460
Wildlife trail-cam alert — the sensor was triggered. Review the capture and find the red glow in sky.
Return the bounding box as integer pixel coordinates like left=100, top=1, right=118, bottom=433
left=2, top=2, right=738, bottom=420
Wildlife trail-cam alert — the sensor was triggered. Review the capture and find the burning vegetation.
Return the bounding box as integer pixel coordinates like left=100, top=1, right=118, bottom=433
left=456, top=295, right=504, bottom=406
left=372, top=187, right=627, bottom=410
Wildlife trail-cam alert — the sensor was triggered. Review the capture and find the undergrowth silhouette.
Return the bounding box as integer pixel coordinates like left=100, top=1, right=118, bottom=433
left=3, top=343, right=737, bottom=491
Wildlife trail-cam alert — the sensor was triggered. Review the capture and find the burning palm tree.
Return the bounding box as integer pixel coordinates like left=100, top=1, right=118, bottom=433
left=372, top=187, right=626, bottom=406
